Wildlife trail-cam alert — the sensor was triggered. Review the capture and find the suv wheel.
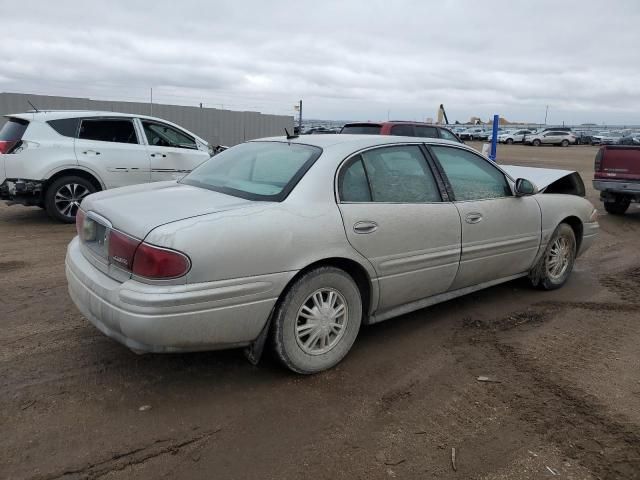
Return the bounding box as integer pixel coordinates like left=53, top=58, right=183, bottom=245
left=44, top=176, right=96, bottom=223
left=532, top=139, right=541, bottom=146
left=506, top=138, right=514, bottom=145
left=561, top=139, right=569, bottom=147
left=604, top=196, right=630, bottom=215
left=272, top=267, right=362, bottom=374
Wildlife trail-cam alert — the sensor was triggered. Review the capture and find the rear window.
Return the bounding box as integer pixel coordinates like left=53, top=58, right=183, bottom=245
left=79, top=119, right=138, bottom=144
left=0, top=118, right=28, bottom=141
left=340, top=124, right=382, bottom=135
left=180, top=141, right=322, bottom=201
left=48, top=118, right=80, bottom=138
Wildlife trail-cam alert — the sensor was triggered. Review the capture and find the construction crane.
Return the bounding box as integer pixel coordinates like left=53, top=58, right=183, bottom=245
left=436, top=104, right=449, bottom=125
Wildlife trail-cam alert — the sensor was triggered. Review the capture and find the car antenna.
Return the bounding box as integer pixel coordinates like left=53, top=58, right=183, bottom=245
left=27, top=99, right=39, bottom=113
left=284, top=128, right=298, bottom=140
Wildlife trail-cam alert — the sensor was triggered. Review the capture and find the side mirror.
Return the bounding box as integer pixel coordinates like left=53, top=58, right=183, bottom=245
left=515, top=178, right=538, bottom=196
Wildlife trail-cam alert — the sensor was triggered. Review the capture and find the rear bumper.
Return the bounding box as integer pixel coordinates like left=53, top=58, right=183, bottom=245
left=65, top=237, right=294, bottom=353
left=592, top=179, right=640, bottom=197
left=0, top=178, right=43, bottom=205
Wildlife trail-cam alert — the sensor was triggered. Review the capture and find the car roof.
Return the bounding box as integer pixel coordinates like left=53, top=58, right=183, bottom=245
left=252, top=133, right=466, bottom=150
left=5, top=110, right=177, bottom=122
left=343, top=121, right=451, bottom=127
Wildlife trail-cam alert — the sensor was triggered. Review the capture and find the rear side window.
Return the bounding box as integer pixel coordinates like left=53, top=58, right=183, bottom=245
left=340, top=145, right=441, bottom=203
left=414, top=126, right=438, bottom=138
left=390, top=125, right=414, bottom=136
left=48, top=118, right=80, bottom=138
left=0, top=118, right=28, bottom=141
left=431, top=146, right=511, bottom=201
left=79, top=119, right=138, bottom=144
left=340, top=124, right=382, bottom=135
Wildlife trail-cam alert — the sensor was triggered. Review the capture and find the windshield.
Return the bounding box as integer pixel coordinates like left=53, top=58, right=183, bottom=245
left=340, top=124, right=382, bottom=134
left=180, top=141, right=322, bottom=201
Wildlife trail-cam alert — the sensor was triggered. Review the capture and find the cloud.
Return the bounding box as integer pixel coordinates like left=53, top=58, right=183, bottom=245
left=1, top=0, right=639, bottom=123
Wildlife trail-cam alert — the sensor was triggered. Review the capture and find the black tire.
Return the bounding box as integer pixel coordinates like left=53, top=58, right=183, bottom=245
left=506, top=138, right=514, bottom=145
left=561, top=139, right=569, bottom=147
left=603, top=196, right=630, bottom=215
left=532, top=139, right=541, bottom=146
left=530, top=223, right=577, bottom=290
left=272, top=266, right=362, bottom=374
left=44, top=176, right=96, bottom=223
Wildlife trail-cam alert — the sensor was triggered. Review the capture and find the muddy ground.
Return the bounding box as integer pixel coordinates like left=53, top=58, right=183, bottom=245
left=1, top=143, right=639, bottom=480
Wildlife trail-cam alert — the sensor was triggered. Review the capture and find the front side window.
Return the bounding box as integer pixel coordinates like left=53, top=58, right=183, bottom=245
left=438, top=128, right=459, bottom=142
left=431, top=146, right=511, bottom=201
left=142, top=121, right=196, bottom=149
left=181, top=141, right=321, bottom=201
left=390, top=124, right=414, bottom=136
left=79, top=119, right=138, bottom=144
left=339, top=145, right=441, bottom=203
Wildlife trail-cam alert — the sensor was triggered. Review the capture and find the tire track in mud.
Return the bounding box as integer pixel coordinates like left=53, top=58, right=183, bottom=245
left=458, top=302, right=640, bottom=480
left=35, top=428, right=222, bottom=480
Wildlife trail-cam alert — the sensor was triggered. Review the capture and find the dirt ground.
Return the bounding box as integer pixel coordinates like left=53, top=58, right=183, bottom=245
left=1, top=143, right=639, bottom=480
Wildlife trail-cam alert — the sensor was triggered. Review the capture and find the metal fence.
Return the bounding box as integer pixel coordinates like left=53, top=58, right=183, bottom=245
left=0, top=92, right=294, bottom=146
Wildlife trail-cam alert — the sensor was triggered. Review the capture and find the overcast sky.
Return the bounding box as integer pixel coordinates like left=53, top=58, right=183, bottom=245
left=1, top=0, right=639, bottom=124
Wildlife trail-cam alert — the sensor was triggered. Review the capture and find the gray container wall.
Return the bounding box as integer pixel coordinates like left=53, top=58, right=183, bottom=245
left=0, top=92, right=294, bottom=146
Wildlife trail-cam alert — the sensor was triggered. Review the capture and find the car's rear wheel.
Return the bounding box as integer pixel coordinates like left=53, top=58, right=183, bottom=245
left=604, top=196, right=630, bottom=215
left=561, top=139, right=570, bottom=147
left=44, top=176, right=96, bottom=223
left=532, top=139, right=541, bottom=146
left=530, top=223, right=576, bottom=290
left=272, top=266, right=362, bottom=374
left=506, top=138, right=514, bottom=145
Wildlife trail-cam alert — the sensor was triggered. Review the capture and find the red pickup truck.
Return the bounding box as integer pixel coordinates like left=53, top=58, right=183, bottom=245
left=593, top=145, right=640, bottom=214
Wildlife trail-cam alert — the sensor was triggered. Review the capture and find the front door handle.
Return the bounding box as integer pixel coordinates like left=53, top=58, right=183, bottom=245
left=82, top=150, right=101, bottom=155
left=353, top=221, right=378, bottom=234
left=150, top=153, right=167, bottom=158
left=465, top=213, right=483, bottom=224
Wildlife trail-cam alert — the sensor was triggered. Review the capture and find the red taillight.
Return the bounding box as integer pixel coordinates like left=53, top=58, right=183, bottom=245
left=594, top=148, right=603, bottom=171
left=132, top=243, right=191, bottom=279
left=75, top=209, right=86, bottom=236
left=0, top=140, right=16, bottom=154
left=108, top=230, right=141, bottom=271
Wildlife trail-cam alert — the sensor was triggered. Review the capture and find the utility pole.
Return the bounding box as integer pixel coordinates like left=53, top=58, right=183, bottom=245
left=544, top=105, right=549, bottom=125
left=298, top=100, right=303, bottom=132
left=150, top=88, right=153, bottom=116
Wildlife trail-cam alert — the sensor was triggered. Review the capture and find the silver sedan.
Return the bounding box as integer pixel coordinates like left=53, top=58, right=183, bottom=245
left=66, top=135, right=599, bottom=373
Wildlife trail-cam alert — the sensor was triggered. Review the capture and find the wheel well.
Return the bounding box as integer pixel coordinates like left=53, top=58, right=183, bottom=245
left=561, top=216, right=583, bottom=252
left=45, top=169, right=103, bottom=193
left=278, top=258, right=372, bottom=319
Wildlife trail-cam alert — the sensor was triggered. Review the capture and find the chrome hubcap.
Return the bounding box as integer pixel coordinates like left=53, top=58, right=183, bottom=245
left=55, top=183, right=90, bottom=218
left=546, top=236, right=573, bottom=280
left=295, top=288, right=348, bottom=355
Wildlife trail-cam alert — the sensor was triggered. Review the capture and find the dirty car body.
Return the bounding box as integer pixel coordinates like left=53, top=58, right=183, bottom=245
left=65, top=135, right=599, bottom=373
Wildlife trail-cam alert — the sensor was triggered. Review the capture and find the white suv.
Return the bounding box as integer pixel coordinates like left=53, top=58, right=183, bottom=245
left=0, top=111, right=212, bottom=222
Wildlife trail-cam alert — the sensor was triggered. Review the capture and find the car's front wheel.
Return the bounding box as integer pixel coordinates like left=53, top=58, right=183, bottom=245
left=506, top=138, right=514, bottom=145
left=272, top=266, right=362, bottom=374
left=530, top=223, right=576, bottom=290
left=44, top=176, right=96, bottom=223
left=532, top=139, right=541, bottom=146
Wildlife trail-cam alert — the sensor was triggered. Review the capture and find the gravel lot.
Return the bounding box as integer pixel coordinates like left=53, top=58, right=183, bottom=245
left=1, top=143, right=639, bottom=480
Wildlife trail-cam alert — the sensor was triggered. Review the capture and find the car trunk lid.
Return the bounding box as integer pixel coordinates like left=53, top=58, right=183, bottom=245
left=81, top=181, right=262, bottom=239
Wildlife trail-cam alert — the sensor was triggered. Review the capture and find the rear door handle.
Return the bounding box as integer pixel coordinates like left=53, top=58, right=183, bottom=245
left=150, top=153, right=167, bottom=158
left=465, top=213, right=483, bottom=224
left=353, top=221, right=378, bottom=234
